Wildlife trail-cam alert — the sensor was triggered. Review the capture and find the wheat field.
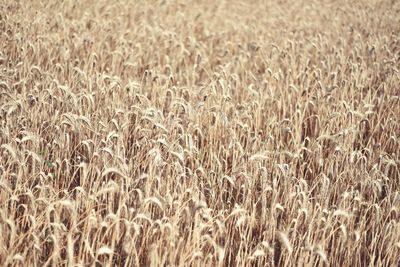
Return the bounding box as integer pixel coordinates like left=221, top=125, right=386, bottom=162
left=0, top=0, right=399, bottom=266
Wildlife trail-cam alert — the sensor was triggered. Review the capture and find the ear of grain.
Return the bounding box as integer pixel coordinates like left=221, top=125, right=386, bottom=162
left=278, top=232, right=293, bottom=255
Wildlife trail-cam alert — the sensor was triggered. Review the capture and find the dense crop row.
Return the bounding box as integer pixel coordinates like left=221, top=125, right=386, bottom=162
left=0, top=0, right=399, bottom=266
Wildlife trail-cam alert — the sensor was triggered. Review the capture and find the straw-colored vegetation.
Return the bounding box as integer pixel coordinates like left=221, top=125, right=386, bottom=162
left=1, top=0, right=399, bottom=266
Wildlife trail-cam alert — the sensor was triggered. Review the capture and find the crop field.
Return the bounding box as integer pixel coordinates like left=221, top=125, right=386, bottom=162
left=0, top=0, right=399, bottom=266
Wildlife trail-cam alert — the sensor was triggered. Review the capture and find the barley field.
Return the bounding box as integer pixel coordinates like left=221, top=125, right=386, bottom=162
left=0, top=0, right=399, bottom=266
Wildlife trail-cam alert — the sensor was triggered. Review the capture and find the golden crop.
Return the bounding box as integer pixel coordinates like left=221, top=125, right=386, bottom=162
left=0, top=0, right=399, bottom=266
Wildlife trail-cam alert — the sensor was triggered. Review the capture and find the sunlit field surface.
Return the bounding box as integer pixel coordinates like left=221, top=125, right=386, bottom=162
left=0, top=0, right=399, bottom=266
